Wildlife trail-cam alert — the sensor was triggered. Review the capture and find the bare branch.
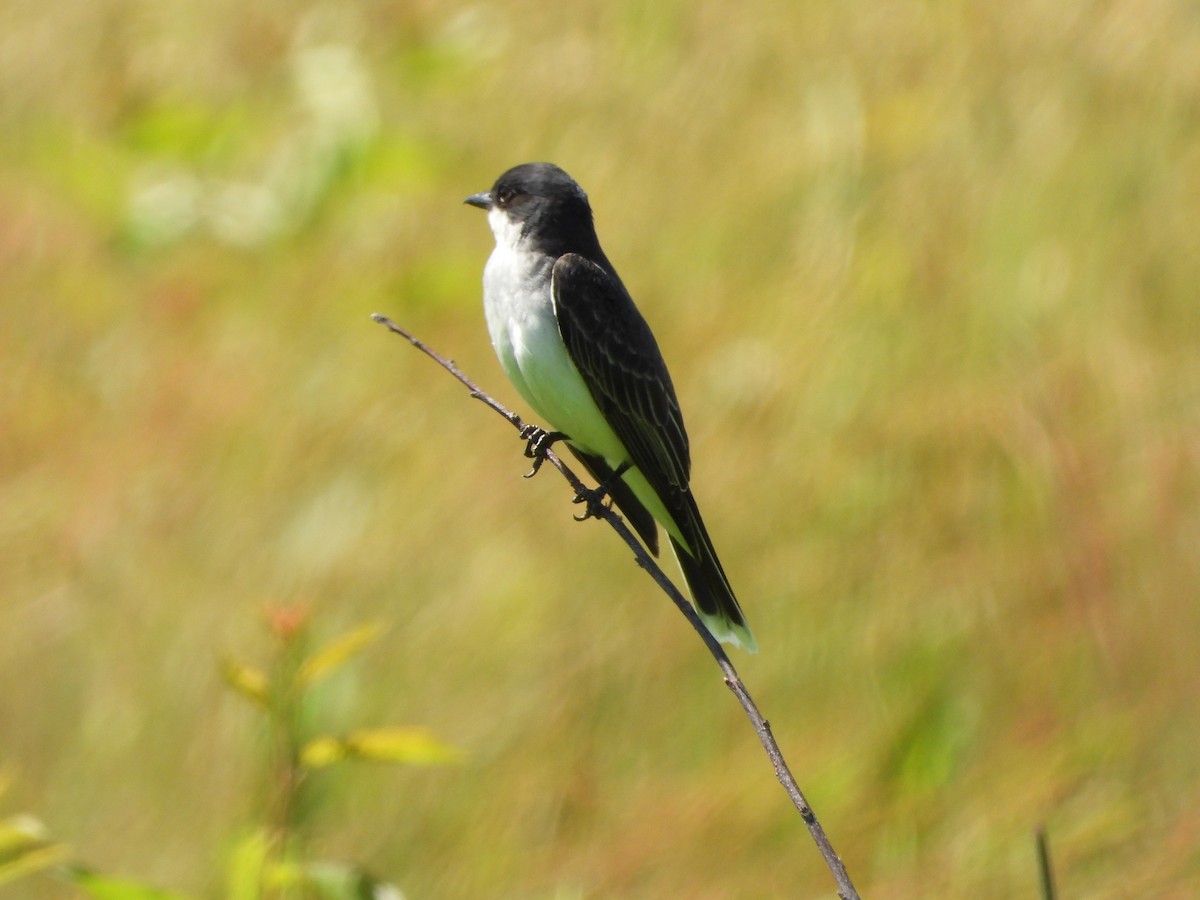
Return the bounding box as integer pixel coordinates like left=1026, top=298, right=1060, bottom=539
left=1037, top=827, right=1057, bottom=900
left=372, top=314, right=860, bottom=900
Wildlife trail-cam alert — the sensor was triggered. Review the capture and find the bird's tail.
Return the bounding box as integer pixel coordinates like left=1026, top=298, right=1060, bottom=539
left=668, top=495, right=757, bottom=653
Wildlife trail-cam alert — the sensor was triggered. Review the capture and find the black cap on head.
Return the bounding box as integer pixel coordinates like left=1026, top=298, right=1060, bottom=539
left=467, top=162, right=603, bottom=260
left=492, top=163, right=589, bottom=219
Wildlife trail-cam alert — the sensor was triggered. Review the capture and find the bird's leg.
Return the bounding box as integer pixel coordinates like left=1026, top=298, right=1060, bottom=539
left=573, top=461, right=631, bottom=521
left=520, top=425, right=568, bottom=478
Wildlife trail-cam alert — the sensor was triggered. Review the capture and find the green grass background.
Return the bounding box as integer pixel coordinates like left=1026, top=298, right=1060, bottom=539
left=3, top=0, right=1199, bottom=896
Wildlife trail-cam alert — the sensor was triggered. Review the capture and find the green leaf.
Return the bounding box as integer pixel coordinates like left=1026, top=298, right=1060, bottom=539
left=226, top=830, right=270, bottom=900
left=64, top=867, right=194, bottom=899
left=342, top=728, right=462, bottom=766
left=221, top=660, right=271, bottom=708
left=0, top=815, right=70, bottom=885
left=300, top=736, right=348, bottom=769
left=267, top=859, right=405, bottom=900
left=296, top=623, right=383, bottom=687
left=301, top=728, right=462, bottom=769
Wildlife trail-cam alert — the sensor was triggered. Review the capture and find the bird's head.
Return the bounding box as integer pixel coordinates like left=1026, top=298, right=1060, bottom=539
left=466, top=163, right=598, bottom=257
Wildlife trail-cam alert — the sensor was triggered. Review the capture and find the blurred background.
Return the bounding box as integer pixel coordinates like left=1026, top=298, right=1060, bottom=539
left=2, top=0, right=1198, bottom=896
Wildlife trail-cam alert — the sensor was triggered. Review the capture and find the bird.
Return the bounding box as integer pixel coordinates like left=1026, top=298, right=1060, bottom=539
left=465, top=162, right=756, bottom=652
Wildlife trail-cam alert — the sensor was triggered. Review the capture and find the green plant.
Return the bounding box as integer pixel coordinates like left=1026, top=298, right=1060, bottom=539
left=1, top=610, right=459, bottom=899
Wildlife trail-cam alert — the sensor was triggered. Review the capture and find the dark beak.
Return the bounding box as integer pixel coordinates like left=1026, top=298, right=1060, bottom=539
left=464, top=191, right=492, bottom=210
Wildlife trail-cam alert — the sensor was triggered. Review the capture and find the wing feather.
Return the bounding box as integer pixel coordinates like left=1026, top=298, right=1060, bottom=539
left=550, top=254, right=691, bottom=515
left=551, top=253, right=756, bottom=651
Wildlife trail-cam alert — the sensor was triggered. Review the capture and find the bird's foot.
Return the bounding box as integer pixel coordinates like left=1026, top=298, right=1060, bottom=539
left=520, top=426, right=567, bottom=478
left=572, top=485, right=613, bottom=521
left=571, top=461, right=630, bottom=521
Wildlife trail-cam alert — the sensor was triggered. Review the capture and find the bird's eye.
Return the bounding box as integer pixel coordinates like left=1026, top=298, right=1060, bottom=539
left=496, top=186, right=515, bottom=205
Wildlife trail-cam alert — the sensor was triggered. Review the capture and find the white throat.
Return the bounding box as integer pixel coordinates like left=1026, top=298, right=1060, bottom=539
left=487, top=206, right=526, bottom=252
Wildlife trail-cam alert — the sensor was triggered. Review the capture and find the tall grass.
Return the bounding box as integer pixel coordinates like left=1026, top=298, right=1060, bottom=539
left=2, top=0, right=1198, bottom=895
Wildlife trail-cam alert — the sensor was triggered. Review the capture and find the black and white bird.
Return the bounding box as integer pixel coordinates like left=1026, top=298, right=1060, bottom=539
left=466, top=163, right=756, bottom=652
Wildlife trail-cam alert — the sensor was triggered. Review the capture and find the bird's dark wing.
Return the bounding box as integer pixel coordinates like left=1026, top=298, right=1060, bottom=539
left=553, top=253, right=755, bottom=650
left=550, top=254, right=691, bottom=520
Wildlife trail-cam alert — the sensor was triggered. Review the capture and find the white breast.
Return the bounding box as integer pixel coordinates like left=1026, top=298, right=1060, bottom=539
left=479, top=209, right=624, bottom=461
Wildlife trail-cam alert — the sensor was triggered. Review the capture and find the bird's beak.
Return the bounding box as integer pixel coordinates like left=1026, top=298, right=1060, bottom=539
left=464, top=191, right=493, bottom=210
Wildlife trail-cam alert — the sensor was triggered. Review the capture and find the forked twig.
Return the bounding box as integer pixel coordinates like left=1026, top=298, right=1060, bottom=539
left=373, top=313, right=859, bottom=900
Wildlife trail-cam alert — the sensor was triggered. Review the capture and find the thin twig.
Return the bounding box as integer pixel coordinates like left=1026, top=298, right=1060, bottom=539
left=1036, top=827, right=1056, bottom=900
left=373, top=313, right=860, bottom=900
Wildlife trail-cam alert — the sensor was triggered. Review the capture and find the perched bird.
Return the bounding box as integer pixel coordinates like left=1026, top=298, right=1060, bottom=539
left=466, top=163, right=756, bottom=652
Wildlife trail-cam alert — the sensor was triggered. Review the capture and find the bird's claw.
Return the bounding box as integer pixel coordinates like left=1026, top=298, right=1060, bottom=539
left=572, top=485, right=613, bottom=521
left=520, top=426, right=566, bottom=478
left=570, top=459, right=630, bottom=516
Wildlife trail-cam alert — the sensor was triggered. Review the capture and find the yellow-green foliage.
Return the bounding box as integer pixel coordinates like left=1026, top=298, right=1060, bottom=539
left=2, top=0, right=1198, bottom=896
